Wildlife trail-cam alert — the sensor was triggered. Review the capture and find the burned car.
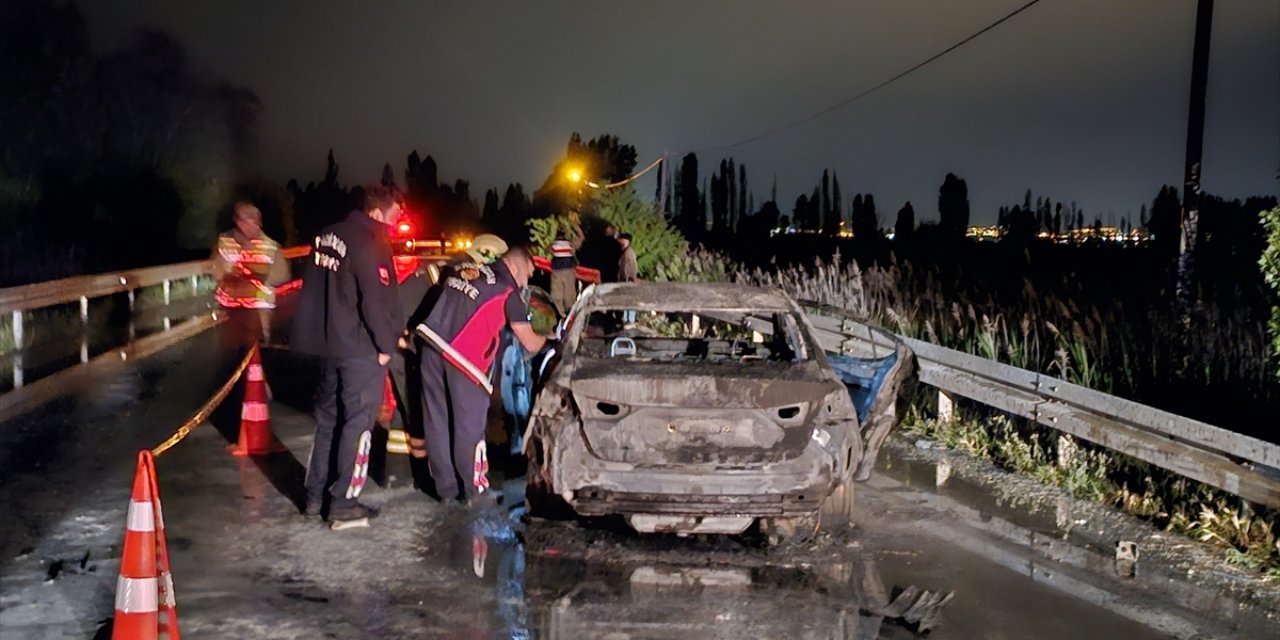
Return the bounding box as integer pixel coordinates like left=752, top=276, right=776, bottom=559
left=523, top=282, right=912, bottom=541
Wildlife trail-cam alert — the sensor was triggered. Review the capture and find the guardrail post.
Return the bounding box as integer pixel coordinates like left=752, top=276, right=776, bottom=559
left=80, top=296, right=88, bottom=325
left=937, top=390, right=956, bottom=423
left=10, top=310, right=21, bottom=352
left=80, top=337, right=88, bottom=364
left=190, top=275, right=198, bottom=294
left=12, top=354, right=22, bottom=390
left=163, top=279, right=171, bottom=306
left=1057, top=434, right=1078, bottom=470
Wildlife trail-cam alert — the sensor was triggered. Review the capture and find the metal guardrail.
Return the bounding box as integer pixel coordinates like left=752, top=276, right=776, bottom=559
left=797, top=303, right=1280, bottom=509
left=1, top=246, right=325, bottom=353
left=0, top=260, right=212, bottom=315
left=1, top=250, right=300, bottom=416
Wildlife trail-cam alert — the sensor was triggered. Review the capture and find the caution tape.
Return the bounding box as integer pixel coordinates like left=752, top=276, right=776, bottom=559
left=151, top=265, right=296, bottom=456
left=150, top=343, right=258, bottom=457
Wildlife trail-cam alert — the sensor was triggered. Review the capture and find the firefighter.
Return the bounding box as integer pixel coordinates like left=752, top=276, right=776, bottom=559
left=211, top=201, right=288, bottom=352
left=403, top=234, right=509, bottom=462
left=413, top=245, right=547, bottom=506
left=292, top=184, right=403, bottom=530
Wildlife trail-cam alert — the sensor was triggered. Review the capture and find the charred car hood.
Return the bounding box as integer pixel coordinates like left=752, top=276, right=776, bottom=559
left=566, top=360, right=846, bottom=466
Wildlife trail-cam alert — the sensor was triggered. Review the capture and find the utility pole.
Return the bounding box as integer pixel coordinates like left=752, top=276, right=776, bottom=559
left=1176, top=0, right=1213, bottom=323
left=660, top=149, right=670, bottom=212
left=657, top=151, right=670, bottom=214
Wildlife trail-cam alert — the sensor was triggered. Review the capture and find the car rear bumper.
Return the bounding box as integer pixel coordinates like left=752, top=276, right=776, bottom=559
left=548, top=431, right=836, bottom=518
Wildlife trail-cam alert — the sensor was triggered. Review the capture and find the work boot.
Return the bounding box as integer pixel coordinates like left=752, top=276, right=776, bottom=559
left=303, top=492, right=325, bottom=517
left=328, top=503, right=379, bottom=530
left=465, top=491, right=499, bottom=512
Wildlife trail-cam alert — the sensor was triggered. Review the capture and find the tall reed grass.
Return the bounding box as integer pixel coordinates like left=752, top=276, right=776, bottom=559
left=733, top=254, right=1279, bottom=576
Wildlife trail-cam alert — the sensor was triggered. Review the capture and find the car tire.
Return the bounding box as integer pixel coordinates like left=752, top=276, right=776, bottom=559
left=820, top=481, right=855, bottom=529
left=525, top=438, right=573, bottom=520
left=761, top=514, right=819, bottom=547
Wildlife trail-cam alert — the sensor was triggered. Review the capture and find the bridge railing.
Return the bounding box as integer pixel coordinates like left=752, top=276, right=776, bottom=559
left=796, top=302, right=1280, bottom=509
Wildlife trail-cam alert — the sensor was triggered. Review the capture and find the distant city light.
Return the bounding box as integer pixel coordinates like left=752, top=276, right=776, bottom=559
left=965, top=225, right=1151, bottom=244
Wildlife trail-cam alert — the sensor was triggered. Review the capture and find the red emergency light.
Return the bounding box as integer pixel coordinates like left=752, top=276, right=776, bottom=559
left=390, top=210, right=415, bottom=239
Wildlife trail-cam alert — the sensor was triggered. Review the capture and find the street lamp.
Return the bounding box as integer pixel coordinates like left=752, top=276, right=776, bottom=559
left=564, top=165, right=602, bottom=189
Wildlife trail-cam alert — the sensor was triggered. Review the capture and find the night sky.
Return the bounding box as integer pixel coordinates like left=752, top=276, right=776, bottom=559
left=81, top=1, right=1279, bottom=225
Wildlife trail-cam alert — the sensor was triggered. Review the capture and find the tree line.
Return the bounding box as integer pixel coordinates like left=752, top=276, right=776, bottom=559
left=1, top=0, right=266, bottom=285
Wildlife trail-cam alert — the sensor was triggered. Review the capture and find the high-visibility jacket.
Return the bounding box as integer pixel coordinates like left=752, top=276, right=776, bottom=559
left=213, top=232, right=286, bottom=309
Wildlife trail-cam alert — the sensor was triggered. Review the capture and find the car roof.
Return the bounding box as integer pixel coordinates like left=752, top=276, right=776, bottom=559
left=585, top=282, right=796, bottom=312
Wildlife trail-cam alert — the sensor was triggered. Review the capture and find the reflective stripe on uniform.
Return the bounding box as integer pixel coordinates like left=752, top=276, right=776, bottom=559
left=473, top=441, right=489, bottom=492
left=346, top=430, right=372, bottom=499
left=415, top=323, right=494, bottom=394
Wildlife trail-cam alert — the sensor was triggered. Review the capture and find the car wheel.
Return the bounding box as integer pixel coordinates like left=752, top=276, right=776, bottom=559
left=820, top=481, right=856, bottom=528
left=525, top=438, right=573, bottom=520
left=760, top=514, right=818, bottom=547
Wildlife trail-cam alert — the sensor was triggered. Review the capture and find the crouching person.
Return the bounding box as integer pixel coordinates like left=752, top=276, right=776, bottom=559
left=414, top=246, right=546, bottom=506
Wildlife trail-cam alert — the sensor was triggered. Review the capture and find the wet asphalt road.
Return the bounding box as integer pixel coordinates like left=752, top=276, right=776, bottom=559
left=1, top=330, right=1277, bottom=639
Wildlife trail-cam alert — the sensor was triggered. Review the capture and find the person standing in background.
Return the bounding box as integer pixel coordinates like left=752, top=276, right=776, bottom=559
left=548, top=220, right=584, bottom=316
left=292, top=184, right=402, bottom=530
left=212, top=201, right=288, bottom=352
left=617, top=232, right=639, bottom=325
left=617, top=232, right=638, bottom=283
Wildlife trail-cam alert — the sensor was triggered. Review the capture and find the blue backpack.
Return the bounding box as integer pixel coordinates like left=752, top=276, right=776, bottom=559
left=500, top=333, right=532, bottom=423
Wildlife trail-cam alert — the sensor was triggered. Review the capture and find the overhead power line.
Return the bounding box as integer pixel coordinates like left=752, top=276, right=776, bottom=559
left=590, top=1, right=1046, bottom=192
left=694, top=0, right=1048, bottom=154
left=588, top=154, right=665, bottom=189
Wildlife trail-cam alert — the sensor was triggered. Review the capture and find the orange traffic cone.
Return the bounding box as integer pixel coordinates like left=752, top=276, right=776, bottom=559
left=379, top=374, right=412, bottom=455
left=113, top=450, right=180, bottom=640
left=228, top=345, right=286, bottom=456
left=377, top=374, right=396, bottom=426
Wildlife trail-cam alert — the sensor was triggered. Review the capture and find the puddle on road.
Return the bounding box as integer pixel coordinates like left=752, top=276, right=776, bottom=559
left=429, top=517, right=1169, bottom=640
left=400, top=472, right=1168, bottom=640
left=875, top=446, right=1071, bottom=538
left=0, top=301, right=210, bottom=393
left=450, top=521, right=929, bottom=639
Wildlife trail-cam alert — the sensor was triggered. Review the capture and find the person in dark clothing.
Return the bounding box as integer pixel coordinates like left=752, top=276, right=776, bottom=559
left=548, top=221, right=584, bottom=315
left=292, top=184, right=403, bottom=529
left=402, top=234, right=508, bottom=463
left=413, top=246, right=547, bottom=505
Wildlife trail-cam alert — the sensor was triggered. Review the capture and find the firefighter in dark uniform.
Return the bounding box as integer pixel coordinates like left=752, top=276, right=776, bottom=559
left=403, top=234, right=509, bottom=461
left=413, top=246, right=547, bottom=505
left=292, top=184, right=402, bottom=529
